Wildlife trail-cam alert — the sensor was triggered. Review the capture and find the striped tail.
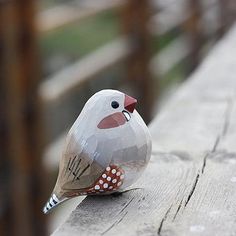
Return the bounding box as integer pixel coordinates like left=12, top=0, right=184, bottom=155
left=43, top=194, right=66, bottom=214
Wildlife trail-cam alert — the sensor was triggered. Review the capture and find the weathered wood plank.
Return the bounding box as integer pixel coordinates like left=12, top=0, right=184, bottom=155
left=53, top=24, right=236, bottom=236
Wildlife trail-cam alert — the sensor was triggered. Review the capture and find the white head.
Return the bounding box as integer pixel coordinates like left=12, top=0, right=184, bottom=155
left=70, top=89, right=138, bottom=133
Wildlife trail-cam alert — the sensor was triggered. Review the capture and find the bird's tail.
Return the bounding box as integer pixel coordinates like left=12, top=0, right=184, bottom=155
left=43, top=193, right=67, bottom=214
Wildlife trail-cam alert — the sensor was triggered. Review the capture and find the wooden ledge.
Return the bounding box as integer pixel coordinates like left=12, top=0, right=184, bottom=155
left=52, top=24, right=236, bottom=236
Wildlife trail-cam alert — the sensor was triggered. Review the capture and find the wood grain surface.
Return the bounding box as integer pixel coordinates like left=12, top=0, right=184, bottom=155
left=53, top=24, right=236, bottom=236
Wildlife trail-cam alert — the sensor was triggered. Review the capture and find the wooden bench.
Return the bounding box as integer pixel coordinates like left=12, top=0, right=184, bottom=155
left=52, top=24, right=236, bottom=236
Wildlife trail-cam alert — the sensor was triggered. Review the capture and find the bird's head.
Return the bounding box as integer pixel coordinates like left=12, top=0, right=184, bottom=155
left=82, top=90, right=137, bottom=130
left=97, top=91, right=137, bottom=129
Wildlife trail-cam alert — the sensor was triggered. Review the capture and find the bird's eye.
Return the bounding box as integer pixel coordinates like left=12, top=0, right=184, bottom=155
left=111, top=101, right=119, bottom=109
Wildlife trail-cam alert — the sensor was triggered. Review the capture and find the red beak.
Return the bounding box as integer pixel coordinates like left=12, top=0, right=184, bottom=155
left=124, top=94, right=137, bottom=113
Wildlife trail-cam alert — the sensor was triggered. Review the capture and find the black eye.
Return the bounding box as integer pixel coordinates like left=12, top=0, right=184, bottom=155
left=111, top=101, right=119, bottom=109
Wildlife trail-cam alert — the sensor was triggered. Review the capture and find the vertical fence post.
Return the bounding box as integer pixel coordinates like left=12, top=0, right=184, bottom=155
left=0, top=3, right=10, bottom=235
left=1, top=0, right=47, bottom=235
left=184, top=0, right=203, bottom=73
left=218, top=0, right=235, bottom=37
left=121, top=0, right=154, bottom=123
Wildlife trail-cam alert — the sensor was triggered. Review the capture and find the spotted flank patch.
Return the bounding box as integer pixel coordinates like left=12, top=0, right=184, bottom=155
left=85, top=165, right=125, bottom=194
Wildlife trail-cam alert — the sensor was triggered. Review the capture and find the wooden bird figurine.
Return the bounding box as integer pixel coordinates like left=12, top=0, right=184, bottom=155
left=43, top=89, right=152, bottom=214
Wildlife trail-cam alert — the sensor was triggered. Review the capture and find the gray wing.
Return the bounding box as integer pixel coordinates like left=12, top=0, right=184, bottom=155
left=55, top=132, right=105, bottom=192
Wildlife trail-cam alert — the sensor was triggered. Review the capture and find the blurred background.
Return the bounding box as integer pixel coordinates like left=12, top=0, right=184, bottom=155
left=0, top=0, right=236, bottom=235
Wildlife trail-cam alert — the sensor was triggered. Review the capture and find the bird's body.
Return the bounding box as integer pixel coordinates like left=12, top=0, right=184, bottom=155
left=43, top=90, right=152, bottom=214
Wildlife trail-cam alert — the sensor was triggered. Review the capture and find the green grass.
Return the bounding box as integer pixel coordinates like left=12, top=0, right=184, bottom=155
left=40, top=10, right=119, bottom=60
left=151, top=30, right=179, bottom=55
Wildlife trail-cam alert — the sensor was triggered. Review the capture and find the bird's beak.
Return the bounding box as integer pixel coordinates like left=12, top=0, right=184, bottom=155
left=124, top=94, right=137, bottom=113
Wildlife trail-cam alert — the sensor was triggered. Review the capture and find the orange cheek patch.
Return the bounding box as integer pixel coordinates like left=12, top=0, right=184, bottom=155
left=97, top=112, right=126, bottom=129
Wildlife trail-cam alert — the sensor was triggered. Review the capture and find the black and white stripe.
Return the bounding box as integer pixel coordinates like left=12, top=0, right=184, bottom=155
left=43, top=194, right=60, bottom=214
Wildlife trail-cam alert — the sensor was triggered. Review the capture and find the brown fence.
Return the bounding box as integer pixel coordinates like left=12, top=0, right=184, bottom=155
left=1, top=0, right=235, bottom=235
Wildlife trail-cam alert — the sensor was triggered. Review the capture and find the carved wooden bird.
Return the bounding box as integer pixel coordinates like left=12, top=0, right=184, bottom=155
left=43, top=89, right=152, bottom=214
